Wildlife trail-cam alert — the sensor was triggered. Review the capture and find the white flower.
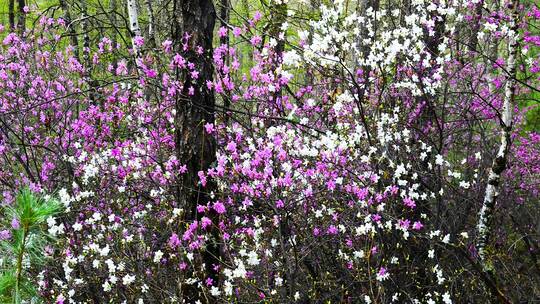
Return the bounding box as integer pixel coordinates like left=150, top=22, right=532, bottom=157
left=442, top=234, right=451, bottom=244
left=58, top=188, right=71, bottom=207
left=100, top=245, right=110, bottom=257
left=283, top=50, right=301, bottom=67
left=105, top=259, right=116, bottom=273
left=102, top=281, right=112, bottom=292
left=247, top=251, right=260, bottom=266
left=72, top=222, right=83, bottom=231
left=442, top=292, right=452, bottom=304
left=210, top=286, right=221, bottom=296
left=141, top=284, right=149, bottom=293
left=233, top=261, right=247, bottom=278
left=353, top=250, right=365, bottom=259
left=122, top=274, right=136, bottom=285
left=153, top=250, right=163, bottom=263
left=224, top=280, right=233, bottom=296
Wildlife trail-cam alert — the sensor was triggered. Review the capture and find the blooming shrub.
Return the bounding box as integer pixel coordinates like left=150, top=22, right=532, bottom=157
left=0, top=0, right=539, bottom=302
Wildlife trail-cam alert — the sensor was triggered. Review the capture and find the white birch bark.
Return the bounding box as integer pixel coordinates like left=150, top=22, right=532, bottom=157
left=127, top=0, right=142, bottom=55
left=476, top=0, right=519, bottom=270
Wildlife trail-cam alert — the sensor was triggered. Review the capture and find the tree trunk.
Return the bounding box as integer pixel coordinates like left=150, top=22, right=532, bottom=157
left=145, top=0, right=157, bottom=47
left=109, top=0, right=118, bottom=71
left=173, top=0, right=219, bottom=298
left=468, top=0, right=484, bottom=52
left=9, top=0, right=15, bottom=31
left=59, top=0, right=80, bottom=61
left=17, top=0, right=25, bottom=33
left=127, top=0, right=142, bottom=55
left=476, top=0, right=519, bottom=275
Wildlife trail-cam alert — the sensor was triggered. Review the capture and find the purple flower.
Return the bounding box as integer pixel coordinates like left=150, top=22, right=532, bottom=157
left=403, top=197, right=416, bottom=209
left=168, top=233, right=180, bottom=249
left=327, top=225, right=338, bottom=235
left=201, top=217, right=212, bottom=229
left=253, top=11, right=262, bottom=22
left=204, top=123, right=215, bottom=134
left=213, top=202, right=226, bottom=214
left=218, top=26, right=228, bottom=38
left=250, top=35, right=262, bottom=46
left=162, top=40, right=172, bottom=52
left=233, top=27, right=242, bottom=37
left=412, top=221, right=424, bottom=230
left=0, top=229, right=11, bottom=240
left=133, top=36, right=144, bottom=47
left=11, top=218, right=20, bottom=230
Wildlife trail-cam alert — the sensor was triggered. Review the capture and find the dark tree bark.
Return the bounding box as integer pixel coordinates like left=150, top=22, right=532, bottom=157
left=9, top=0, right=15, bottom=31
left=173, top=0, right=219, bottom=298
left=59, top=0, right=80, bottom=61
left=17, top=0, right=25, bottom=33
left=468, top=0, right=484, bottom=52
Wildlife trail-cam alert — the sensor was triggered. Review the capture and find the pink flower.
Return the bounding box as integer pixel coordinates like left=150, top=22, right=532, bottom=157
left=233, top=27, right=242, bottom=37
left=145, top=69, right=157, bottom=78
left=213, top=202, right=226, bottom=214
left=162, top=40, right=173, bottom=52
left=204, top=123, right=215, bottom=134
left=226, top=141, right=236, bottom=152
left=133, top=36, right=144, bottom=47
left=403, top=197, right=416, bottom=209
left=399, top=219, right=410, bottom=229
left=412, top=221, right=424, bottom=230
left=198, top=171, right=207, bottom=186
left=201, top=217, right=212, bottom=229
left=218, top=26, right=228, bottom=38
left=168, top=233, right=181, bottom=249
left=250, top=35, right=262, bottom=46
left=327, top=225, right=338, bottom=235
left=0, top=229, right=11, bottom=240
left=11, top=218, right=20, bottom=230
left=253, top=11, right=262, bottom=22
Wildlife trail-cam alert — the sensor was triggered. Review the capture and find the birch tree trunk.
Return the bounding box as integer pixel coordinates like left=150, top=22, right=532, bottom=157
left=127, top=0, right=142, bottom=55
left=476, top=0, right=519, bottom=273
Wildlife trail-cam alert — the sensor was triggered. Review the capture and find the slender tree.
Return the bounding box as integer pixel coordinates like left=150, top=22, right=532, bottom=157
left=17, top=0, right=25, bottom=33
left=173, top=0, right=219, bottom=298
left=8, top=0, right=15, bottom=31
left=476, top=0, right=520, bottom=275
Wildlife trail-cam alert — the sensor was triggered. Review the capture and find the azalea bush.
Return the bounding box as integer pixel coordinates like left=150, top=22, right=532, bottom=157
left=0, top=0, right=539, bottom=303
